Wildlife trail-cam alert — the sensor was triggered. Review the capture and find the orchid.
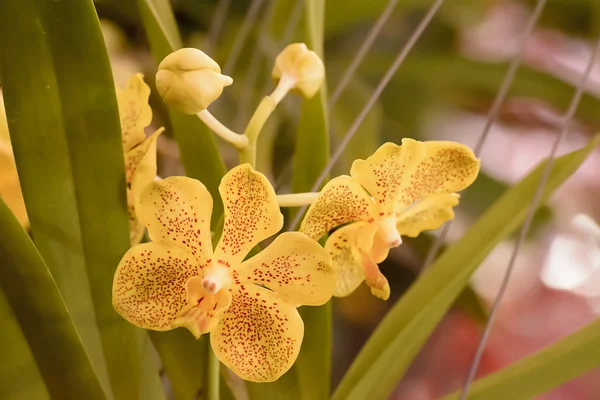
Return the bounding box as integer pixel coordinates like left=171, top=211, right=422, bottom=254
left=117, top=73, right=163, bottom=245
left=300, top=139, right=480, bottom=300
left=112, top=164, right=335, bottom=382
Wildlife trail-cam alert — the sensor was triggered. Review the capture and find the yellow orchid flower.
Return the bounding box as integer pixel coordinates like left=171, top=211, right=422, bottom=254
left=0, top=94, right=28, bottom=227
left=300, top=139, right=480, bottom=300
left=112, top=164, right=336, bottom=382
left=116, top=74, right=163, bottom=245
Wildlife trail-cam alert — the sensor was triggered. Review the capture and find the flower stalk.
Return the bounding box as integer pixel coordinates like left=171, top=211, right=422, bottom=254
left=276, top=192, right=319, bottom=207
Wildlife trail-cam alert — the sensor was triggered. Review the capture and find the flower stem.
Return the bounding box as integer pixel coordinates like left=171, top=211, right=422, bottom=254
left=197, top=110, right=249, bottom=149
left=204, top=344, right=220, bottom=400
left=239, top=79, right=293, bottom=167
left=276, top=192, right=319, bottom=207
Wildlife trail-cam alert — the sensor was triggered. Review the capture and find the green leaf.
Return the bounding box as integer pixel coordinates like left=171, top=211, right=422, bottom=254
left=332, top=136, right=599, bottom=400
left=0, top=290, right=49, bottom=400
left=0, top=1, right=164, bottom=398
left=0, top=198, right=108, bottom=399
left=135, top=0, right=226, bottom=226
left=442, top=319, right=600, bottom=400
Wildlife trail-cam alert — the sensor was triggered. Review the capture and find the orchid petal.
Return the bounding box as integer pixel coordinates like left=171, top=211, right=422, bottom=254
left=138, top=176, right=213, bottom=268
left=396, top=193, right=459, bottom=237
left=210, top=284, right=303, bottom=382
left=325, top=222, right=390, bottom=299
left=214, top=164, right=283, bottom=266
left=117, top=73, right=152, bottom=151
left=236, top=232, right=335, bottom=306
left=112, top=242, right=199, bottom=331
left=350, top=139, right=479, bottom=216
left=300, top=175, right=377, bottom=241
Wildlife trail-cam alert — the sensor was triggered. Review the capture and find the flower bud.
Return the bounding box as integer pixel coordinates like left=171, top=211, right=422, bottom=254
left=272, top=43, right=324, bottom=98
left=156, top=48, right=233, bottom=114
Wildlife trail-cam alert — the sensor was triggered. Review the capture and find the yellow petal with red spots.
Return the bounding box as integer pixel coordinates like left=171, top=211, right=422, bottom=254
left=117, top=73, right=152, bottom=151
left=173, top=276, right=232, bottom=338
left=138, top=176, right=214, bottom=268
left=300, top=175, right=377, bottom=241
left=396, top=193, right=459, bottom=237
left=124, top=128, right=162, bottom=184
left=112, top=242, right=200, bottom=331
left=0, top=117, right=28, bottom=228
left=210, top=284, right=303, bottom=382
left=236, top=232, right=335, bottom=306
left=350, top=139, right=479, bottom=216
left=325, top=222, right=389, bottom=299
left=214, top=164, right=283, bottom=266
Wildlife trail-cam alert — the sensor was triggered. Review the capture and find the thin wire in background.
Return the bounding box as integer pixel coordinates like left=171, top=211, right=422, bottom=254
left=458, top=37, right=600, bottom=400
left=422, top=0, right=550, bottom=270
left=223, top=0, right=267, bottom=76
left=287, top=0, right=448, bottom=231
left=328, top=0, right=400, bottom=108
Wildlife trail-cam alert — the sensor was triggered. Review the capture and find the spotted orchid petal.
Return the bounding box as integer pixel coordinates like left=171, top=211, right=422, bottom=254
left=138, top=176, right=214, bottom=268
left=112, top=242, right=199, bottom=331
left=300, top=175, right=377, bottom=241
left=350, top=139, right=479, bottom=216
left=117, top=73, right=152, bottom=152
left=396, top=193, right=460, bottom=237
left=325, top=222, right=390, bottom=299
left=210, top=284, right=303, bottom=382
left=214, top=164, right=283, bottom=267
left=236, top=232, right=335, bottom=306
left=0, top=113, right=28, bottom=227
left=125, top=128, right=163, bottom=208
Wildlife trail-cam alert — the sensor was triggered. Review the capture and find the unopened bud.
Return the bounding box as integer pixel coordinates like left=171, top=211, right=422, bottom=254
left=272, top=43, right=324, bottom=98
left=156, top=48, right=233, bottom=114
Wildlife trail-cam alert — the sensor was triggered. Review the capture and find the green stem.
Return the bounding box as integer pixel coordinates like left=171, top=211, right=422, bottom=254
left=205, top=343, right=220, bottom=400
left=239, top=96, right=276, bottom=167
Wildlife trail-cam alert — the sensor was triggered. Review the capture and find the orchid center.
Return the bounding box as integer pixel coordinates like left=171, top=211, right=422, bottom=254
left=201, top=262, right=232, bottom=294
left=375, top=216, right=402, bottom=248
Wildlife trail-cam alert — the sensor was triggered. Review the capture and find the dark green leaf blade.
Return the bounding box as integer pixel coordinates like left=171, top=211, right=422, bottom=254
left=0, top=1, right=165, bottom=398
left=0, top=198, right=108, bottom=399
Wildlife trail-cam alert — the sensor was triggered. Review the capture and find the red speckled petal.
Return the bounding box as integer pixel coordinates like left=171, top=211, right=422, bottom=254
left=396, top=193, right=460, bottom=237
left=210, top=285, right=303, bottom=382
left=300, top=175, right=377, bottom=241
left=350, top=139, right=479, bottom=216
left=112, top=242, right=199, bottom=331
left=124, top=128, right=162, bottom=185
left=214, top=164, right=284, bottom=266
left=117, top=73, right=152, bottom=152
left=138, top=177, right=214, bottom=268
left=235, top=232, right=335, bottom=306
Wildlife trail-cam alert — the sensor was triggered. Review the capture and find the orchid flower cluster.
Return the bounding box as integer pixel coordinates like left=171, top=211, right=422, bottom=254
left=111, top=43, right=480, bottom=382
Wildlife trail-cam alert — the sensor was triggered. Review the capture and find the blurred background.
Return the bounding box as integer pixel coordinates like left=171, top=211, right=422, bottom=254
left=3, top=0, right=600, bottom=398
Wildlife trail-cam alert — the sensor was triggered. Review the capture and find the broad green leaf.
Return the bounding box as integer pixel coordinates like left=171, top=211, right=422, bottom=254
left=332, top=137, right=599, bottom=400
left=135, top=0, right=226, bottom=225
left=0, top=290, right=49, bottom=400
left=290, top=2, right=332, bottom=400
left=134, top=0, right=225, bottom=397
left=0, top=198, right=108, bottom=399
left=0, top=1, right=164, bottom=398
left=442, top=319, right=600, bottom=400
